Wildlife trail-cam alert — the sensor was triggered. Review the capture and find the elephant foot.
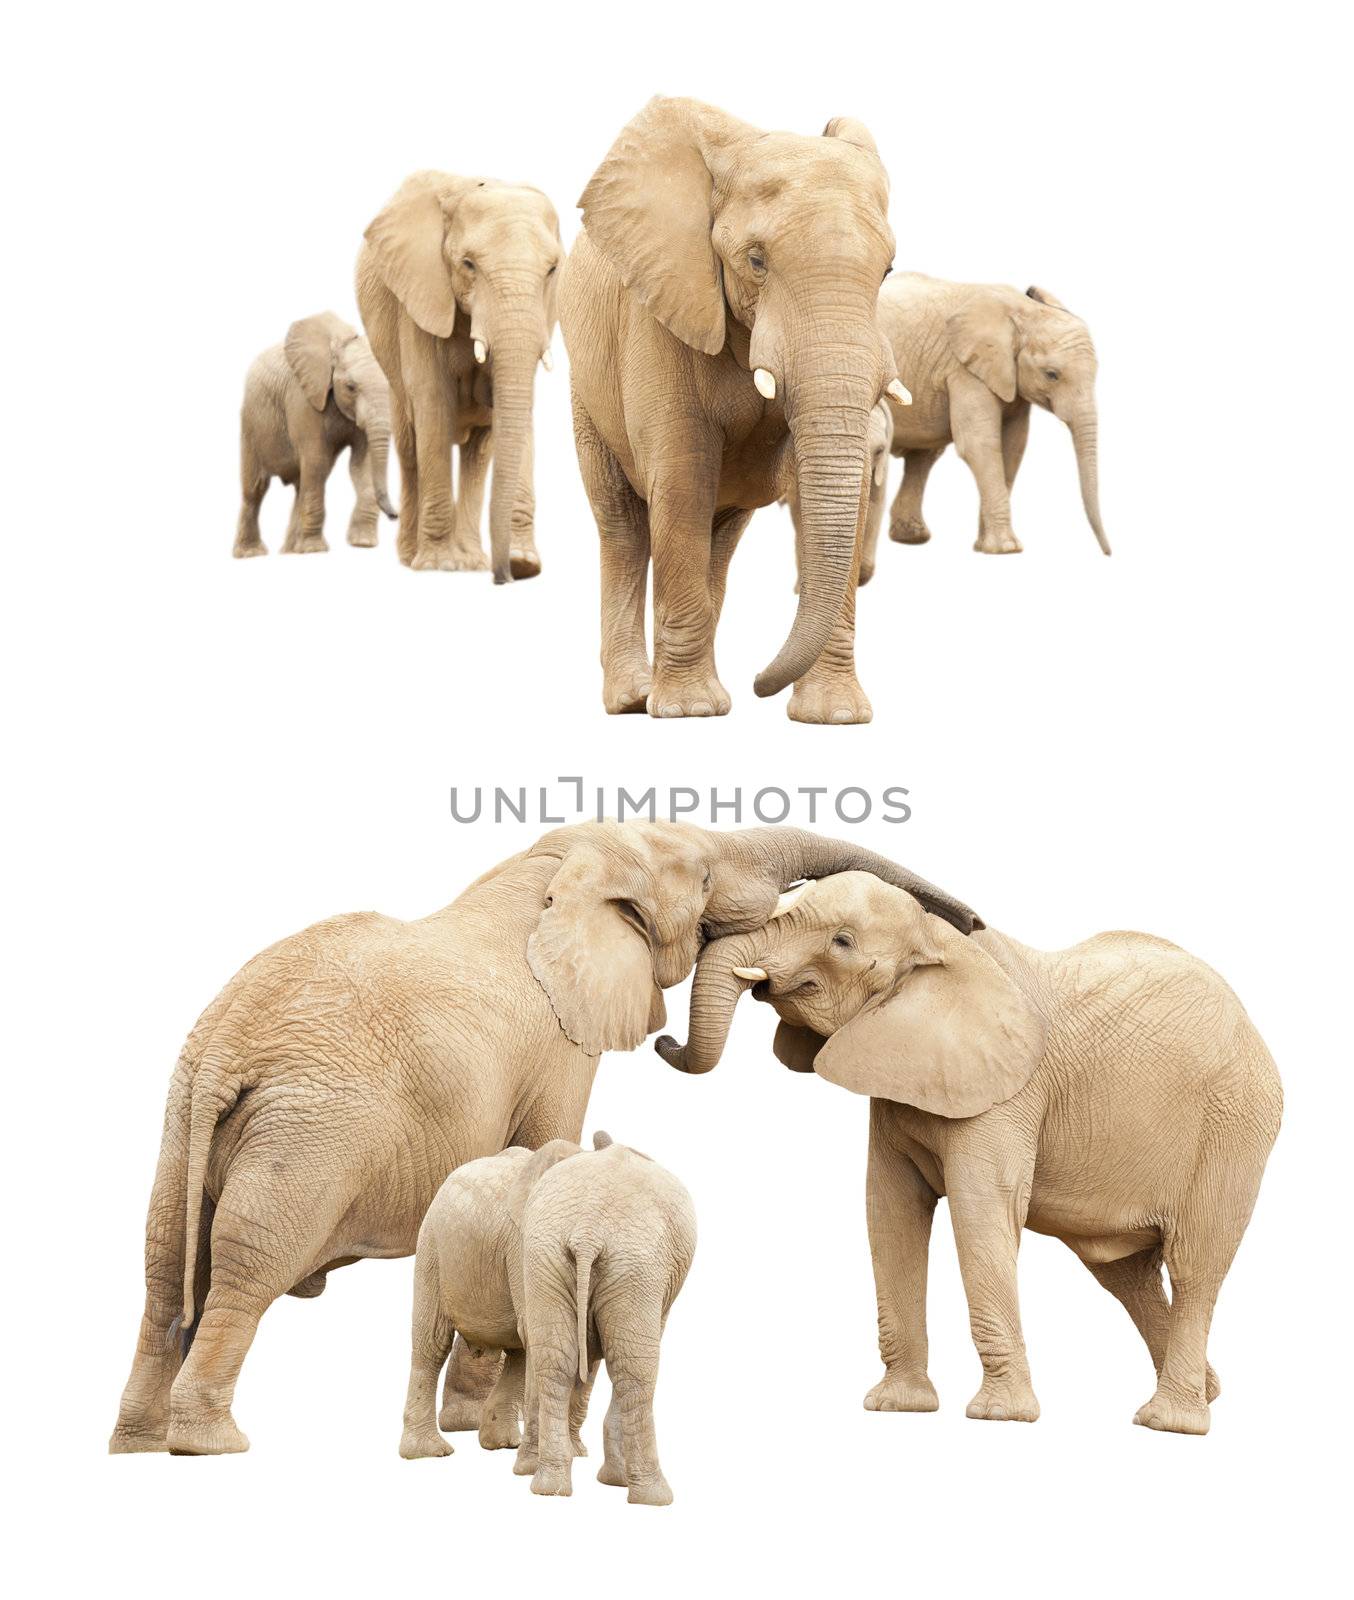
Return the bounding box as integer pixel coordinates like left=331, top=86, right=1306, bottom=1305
left=530, top=1463, right=573, bottom=1497
left=627, top=1476, right=673, bottom=1507
left=347, top=525, right=379, bottom=548
left=603, top=663, right=653, bottom=715
left=647, top=671, right=731, bottom=719
left=282, top=536, right=329, bottom=555
left=438, top=1394, right=484, bottom=1432
left=478, top=1408, right=523, bottom=1451
left=788, top=675, right=873, bottom=725
left=400, top=1426, right=454, bottom=1460
left=597, top=1457, right=628, bottom=1488
left=509, top=547, right=541, bottom=580
left=864, top=1369, right=939, bottom=1413
left=108, top=1423, right=170, bottom=1454
left=966, top=1377, right=1039, bottom=1423
left=1134, top=1387, right=1210, bottom=1436
left=512, top=1446, right=538, bottom=1476
left=890, top=517, right=931, bottom=545
left=166, top=1409, right=250, bottom=1455
left=411, top=541, right=487, bottom=572
left=232, top=540, right=267, bottom=559
left=974, top=529, right=1022, bottom=555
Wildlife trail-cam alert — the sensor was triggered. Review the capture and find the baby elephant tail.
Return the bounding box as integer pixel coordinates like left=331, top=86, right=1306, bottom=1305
left=574, top=1245, right=596, bottom=1383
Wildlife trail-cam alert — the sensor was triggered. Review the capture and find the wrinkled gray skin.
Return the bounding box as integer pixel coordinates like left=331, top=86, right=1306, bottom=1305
left=876, top=274, right=1109, bottom=559
left=109, top=823, right=975, bottom=1456
left=234, top=312, right=395, bottom=558
left=514, top=1137, right=696, bottom=1506
left=660, top=873, right=1280, bottom=1436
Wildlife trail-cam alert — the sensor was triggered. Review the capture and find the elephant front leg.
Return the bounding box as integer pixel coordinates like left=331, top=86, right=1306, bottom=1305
left=647, top=444, right=731, bottom=718
left=279, top=453, right=331, bottom=555
left=409, top=391, right=477, bottom=571
left=788, top=475, right=872, bottom=725
left=948, top=1161, right=1040, bottom=1422
left=951, top=387, right=1021, bottom=554
left=449, top=426, right=491, bottom=571
left=889, top=446, right=944, bottom=545
left=863, top=1105, right=940, bottom=1413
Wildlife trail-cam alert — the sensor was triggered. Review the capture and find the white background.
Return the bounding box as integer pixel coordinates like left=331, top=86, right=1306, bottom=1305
left=6, top=1, right=1349, bottom=1593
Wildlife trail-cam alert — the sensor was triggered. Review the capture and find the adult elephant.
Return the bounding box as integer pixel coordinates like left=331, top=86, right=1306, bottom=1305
left=356, top=172, right=561, bottom=583
left=109, top=823, right=976, bottom=1455
left=561, top=98, right=909, bottom=724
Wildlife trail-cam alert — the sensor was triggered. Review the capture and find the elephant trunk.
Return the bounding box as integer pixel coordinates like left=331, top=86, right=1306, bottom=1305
left=366, top=416, right=396, bottom=520
left=754, top=354, right=877, bottom=698
left=655, top=933, right=763, bottom=1075
left=484, top=281, right=543, bottom=584
left=1068, top=405, right=1110, bottom=556
left=713, top=826, right=982, bottom=935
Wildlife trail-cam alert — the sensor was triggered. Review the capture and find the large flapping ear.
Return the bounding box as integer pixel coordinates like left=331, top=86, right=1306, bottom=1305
left=814, top=918, right=1046, bottom=1117
left=946, top=295, right=1019, bottom=404
left=528, top=849, right=656, bottom=1056
left=774, top=1020, right=826, bottom=1073
left=579, top=97, right=751, bottom=356
left=364, top=172, right=476, bottom=338
left=284, top=313, right=353, bottom=411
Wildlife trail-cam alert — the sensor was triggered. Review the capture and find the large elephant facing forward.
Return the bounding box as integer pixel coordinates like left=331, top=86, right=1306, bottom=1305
left=356, top=173, right=561, bottom=583
left=109, top=824, right=975, bottom=1456
left=659, top=873, right=1280, bottom=1436
left=561, top=98, right=909, bottom=724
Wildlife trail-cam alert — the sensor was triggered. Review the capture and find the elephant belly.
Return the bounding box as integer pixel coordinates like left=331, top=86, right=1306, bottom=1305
left=444, top=1285, right=519, bottom=1352
left=1026, top=1215, right=1162, bottom=1264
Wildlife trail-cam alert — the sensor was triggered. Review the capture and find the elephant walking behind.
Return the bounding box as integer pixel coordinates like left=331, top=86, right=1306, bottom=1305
left=233, top=312, right=396, bottom=558
left=660, top=873, right=1281, bottom=1435
left=109, top=823, right=970, bottom=1455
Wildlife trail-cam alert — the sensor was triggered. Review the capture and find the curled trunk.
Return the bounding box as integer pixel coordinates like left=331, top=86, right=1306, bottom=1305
left=655, top=933, right=761, bottom=1074
left=1068, top=407, right=1110, bottom=555
left=754, top=362, right=875, bottom=698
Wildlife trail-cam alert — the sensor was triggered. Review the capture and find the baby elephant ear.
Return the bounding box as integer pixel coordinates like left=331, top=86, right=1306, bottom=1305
left=815, top=920, right=1046, bottom=1118
left=946, top=297, right=1018, bottom=404
left=284, top=313, right=351, bottom=411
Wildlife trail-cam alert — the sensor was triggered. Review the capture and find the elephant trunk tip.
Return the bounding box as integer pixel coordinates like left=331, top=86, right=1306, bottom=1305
left=655, top=1034, right=698, bottom=1072
left=379, top=494, right=398, bottom=520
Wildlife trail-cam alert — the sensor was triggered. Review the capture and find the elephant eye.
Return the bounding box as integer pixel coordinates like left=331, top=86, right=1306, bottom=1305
left=547, top=263, right=558, bottom=277
left=832, top=931, right=854, bottom=950
left=1044, top=368, right=1060, bottom=381
left=748, top=248, right=766, bottom=273
left=462, top=258, right=475, bottom=273
left=882, top=264, right=893, bottom=282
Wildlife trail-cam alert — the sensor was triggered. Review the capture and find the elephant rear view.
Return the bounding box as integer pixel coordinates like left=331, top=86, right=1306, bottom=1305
left=876, top=273, right=1110, bottom=559
left=515, top=1135, right=696, bottom=1506
left=356, top=172, right=562, bottom=583
left=234, top=312, right=395, bottom=558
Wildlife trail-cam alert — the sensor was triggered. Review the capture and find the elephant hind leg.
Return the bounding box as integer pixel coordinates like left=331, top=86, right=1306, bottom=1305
left=438, top=1337, right=503, bottom=1432
left=401, top=1249, right=456, bottom=1459
left=234, top=440, right=269, bottom=558
left=1082, top=1247, right=1220, bottom=1404
left=596, top=1297, right=672, bottom=1506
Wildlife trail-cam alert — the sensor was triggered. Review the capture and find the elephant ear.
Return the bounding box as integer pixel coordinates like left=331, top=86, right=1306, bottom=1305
left=364, top=173, right=473, bottom=339
left=284, top=313, right=351, bottom=411
left=528, top=850, right=656, bottom=1056
left=1026, top=285, right=1067, bottom=310
left=946, top=297, right=1018, bottom=404
left=814, top=918, right=1046, bottom=1117
left=822, top=116, right=881, bottom=157
left=774, top=1020, right=826, bottom=1073
left=579, top=97, right=752, bottom=356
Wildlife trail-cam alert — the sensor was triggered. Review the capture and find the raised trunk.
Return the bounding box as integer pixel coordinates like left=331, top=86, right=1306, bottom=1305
left=713, top=827, right=982, bottom=935
left=754, top=360, right=876, bottom=698
left=654, top=933, right=762, bottom=1074
left=486, top=308, right=540, bottom=584
left=1068, top=407, right=1110, bottom=555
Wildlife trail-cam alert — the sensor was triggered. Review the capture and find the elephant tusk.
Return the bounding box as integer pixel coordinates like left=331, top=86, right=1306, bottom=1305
left=769, top=881, right=814, bottom=919
left=732, top=966, right=768, bottom=982
left=886, top=379, right=912, bottom=405
left=473, top=339, right=487, bottom=364
left=753, top=367, right=777, bottom=400
left=540, top=349, right=553, bottom=372
left=873, top=459, right=887, bottom=487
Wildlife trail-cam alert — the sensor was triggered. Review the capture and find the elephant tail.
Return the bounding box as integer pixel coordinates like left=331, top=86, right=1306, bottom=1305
left=574, top=1243, right=596, bottom=1383
left=181, top=1046, right=244, bottom=1330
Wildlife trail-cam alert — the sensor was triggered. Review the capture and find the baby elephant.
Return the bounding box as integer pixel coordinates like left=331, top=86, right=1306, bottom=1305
left=660, top=873, right=1280, bottom=1436
left=876, top=273, right=1109, bottom=558
left=234, top=312, right=396, bottom=558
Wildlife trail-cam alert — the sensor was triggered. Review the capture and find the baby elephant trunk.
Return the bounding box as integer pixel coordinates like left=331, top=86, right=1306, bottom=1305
left=654, top=932, right=764, bottom=1075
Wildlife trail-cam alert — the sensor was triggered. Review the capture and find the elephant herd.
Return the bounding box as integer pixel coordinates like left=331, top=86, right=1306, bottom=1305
left=110, top=820, right=1280, bottom=1492
left=233, top=95, right=1111, bottom=724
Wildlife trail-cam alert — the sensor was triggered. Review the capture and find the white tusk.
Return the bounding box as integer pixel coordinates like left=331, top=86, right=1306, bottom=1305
left=753, top=367, right=777, bottom=400
left=873, top=459, right=887, bottom=487
left=540, top=349, right=553, bottom=372
left=732, top=966, right=768, bottom=982
left=473, top=339, right=487, bottom=364
left=769, top=881, right=814, bottom=919
left=886, top=379, right=912, bottom=405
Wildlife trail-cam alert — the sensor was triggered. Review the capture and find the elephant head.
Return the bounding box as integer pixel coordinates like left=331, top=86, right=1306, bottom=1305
left=657, top=872, right=1046, bottom=1117
left=946, top=286, right=1109, bottom=554
left=579, top=99, right=901, bottom=694
left=284, top=313, right=397, bottom=518
left=363, top=174, right=563, bottom=581
left=525, top=824, right=981, bottom=1059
